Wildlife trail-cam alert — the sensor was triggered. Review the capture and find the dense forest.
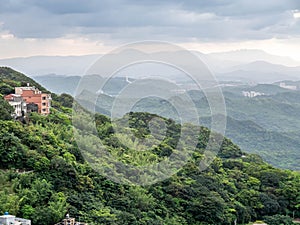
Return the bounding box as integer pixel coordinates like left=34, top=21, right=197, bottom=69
left=0, top=67, right=299, bottom=225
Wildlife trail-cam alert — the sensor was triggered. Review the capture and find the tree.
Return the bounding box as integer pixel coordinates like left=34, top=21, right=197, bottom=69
left=263, top=214, right=294, bottom=225
left=0, top=96, right=13, bottom=120
left=0, top=132, right=25, bottom=169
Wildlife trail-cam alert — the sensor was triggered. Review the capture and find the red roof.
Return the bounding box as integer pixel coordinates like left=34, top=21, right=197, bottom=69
left=4, top=94, right=14, bottom=100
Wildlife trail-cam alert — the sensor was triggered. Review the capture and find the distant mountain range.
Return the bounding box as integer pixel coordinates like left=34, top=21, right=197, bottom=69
left=1, top=49, right=300, bottom=83
left=208, top=49, right=300, bottom=67
left=215, top=61, right=300, bottom=83
left=0, top=54, right=101, bottom=76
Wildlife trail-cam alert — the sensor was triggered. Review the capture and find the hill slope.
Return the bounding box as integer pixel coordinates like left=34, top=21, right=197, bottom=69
left=0, top=67, right=299, bottom=225
left=0, top=67, right=47, bottom=93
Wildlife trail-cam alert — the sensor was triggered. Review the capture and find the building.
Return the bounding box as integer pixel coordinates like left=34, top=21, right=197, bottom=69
left=15, top=84, right=51, bottom=115
left=242, top=91, right=265, bottom=98
left=54, top=214, right=88, bottom=225
left=0, top=212, right=31, bottom=225
left=279, top=82, right=297, bottom=90
left=4, top=94, right=27, bottom=118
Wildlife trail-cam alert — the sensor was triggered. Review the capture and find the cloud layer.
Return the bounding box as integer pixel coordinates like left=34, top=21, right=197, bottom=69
left=1, top=0, right=300, bottom=42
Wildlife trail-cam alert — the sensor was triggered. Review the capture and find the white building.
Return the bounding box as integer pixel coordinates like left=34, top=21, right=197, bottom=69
left=279, top=82, right=297, bottom=90
left=0, top=213, right=31, bottom=225
left=242, top=91, right=265, bottom=98
left=4, top=94, right=27, bottom=117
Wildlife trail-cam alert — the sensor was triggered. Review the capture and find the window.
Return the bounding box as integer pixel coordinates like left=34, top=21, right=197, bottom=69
left=42, top=103, right=46, bottom=106
left=42, top=96, right=46, bottom=100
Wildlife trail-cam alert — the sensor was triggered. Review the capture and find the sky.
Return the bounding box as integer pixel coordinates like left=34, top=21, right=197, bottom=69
left=0, top=0, right=300, bottom=60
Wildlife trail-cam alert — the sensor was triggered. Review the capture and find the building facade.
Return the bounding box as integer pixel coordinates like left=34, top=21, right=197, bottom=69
left=15, top=85, right=51, bottom=115
left=4, top=94, right=27, bottom=118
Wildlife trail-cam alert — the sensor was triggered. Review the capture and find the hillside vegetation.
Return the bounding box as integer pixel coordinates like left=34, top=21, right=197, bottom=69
left=32, top=74, right=300, bottom=170
left=0, top=67, right=47, bottom=95
left=0, top=67, right=299, bottom=225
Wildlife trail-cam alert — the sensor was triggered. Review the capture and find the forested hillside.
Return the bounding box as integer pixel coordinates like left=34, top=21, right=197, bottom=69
left=0, top=67, right=299, bottom=225
left=33, top=73, right=300, bottom=170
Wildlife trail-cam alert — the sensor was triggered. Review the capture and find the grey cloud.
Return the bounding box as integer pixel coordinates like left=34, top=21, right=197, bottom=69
left=0, top=0, right=30, bottom=13
left=33, top=0, right=97, bottom=14
left=179, top=0, right=299, bottom=16
left=0, top=0, right=299, bottom=41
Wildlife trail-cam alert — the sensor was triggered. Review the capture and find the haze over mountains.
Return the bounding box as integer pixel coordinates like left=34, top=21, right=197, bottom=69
left=1, top=49, right=300, bottom=83
left=0, top=54, right=100, bottom=76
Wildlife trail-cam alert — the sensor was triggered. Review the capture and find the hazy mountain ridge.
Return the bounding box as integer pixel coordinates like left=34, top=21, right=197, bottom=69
left=209, top=49, right=300, bottom=67
left=1, top=49, right=300, bottom=83
left=0, top=55, right=101, bottom=76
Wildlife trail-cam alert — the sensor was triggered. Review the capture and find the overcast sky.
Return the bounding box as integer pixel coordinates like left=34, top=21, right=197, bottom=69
left=1, top=0, right=300, bottom=60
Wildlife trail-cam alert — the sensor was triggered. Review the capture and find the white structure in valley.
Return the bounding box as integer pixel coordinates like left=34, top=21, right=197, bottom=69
left=242, top=91, right=265, bottom=98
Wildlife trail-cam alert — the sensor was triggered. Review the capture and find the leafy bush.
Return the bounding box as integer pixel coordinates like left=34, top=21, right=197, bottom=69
left=263, top=214, right=294, bottom=225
